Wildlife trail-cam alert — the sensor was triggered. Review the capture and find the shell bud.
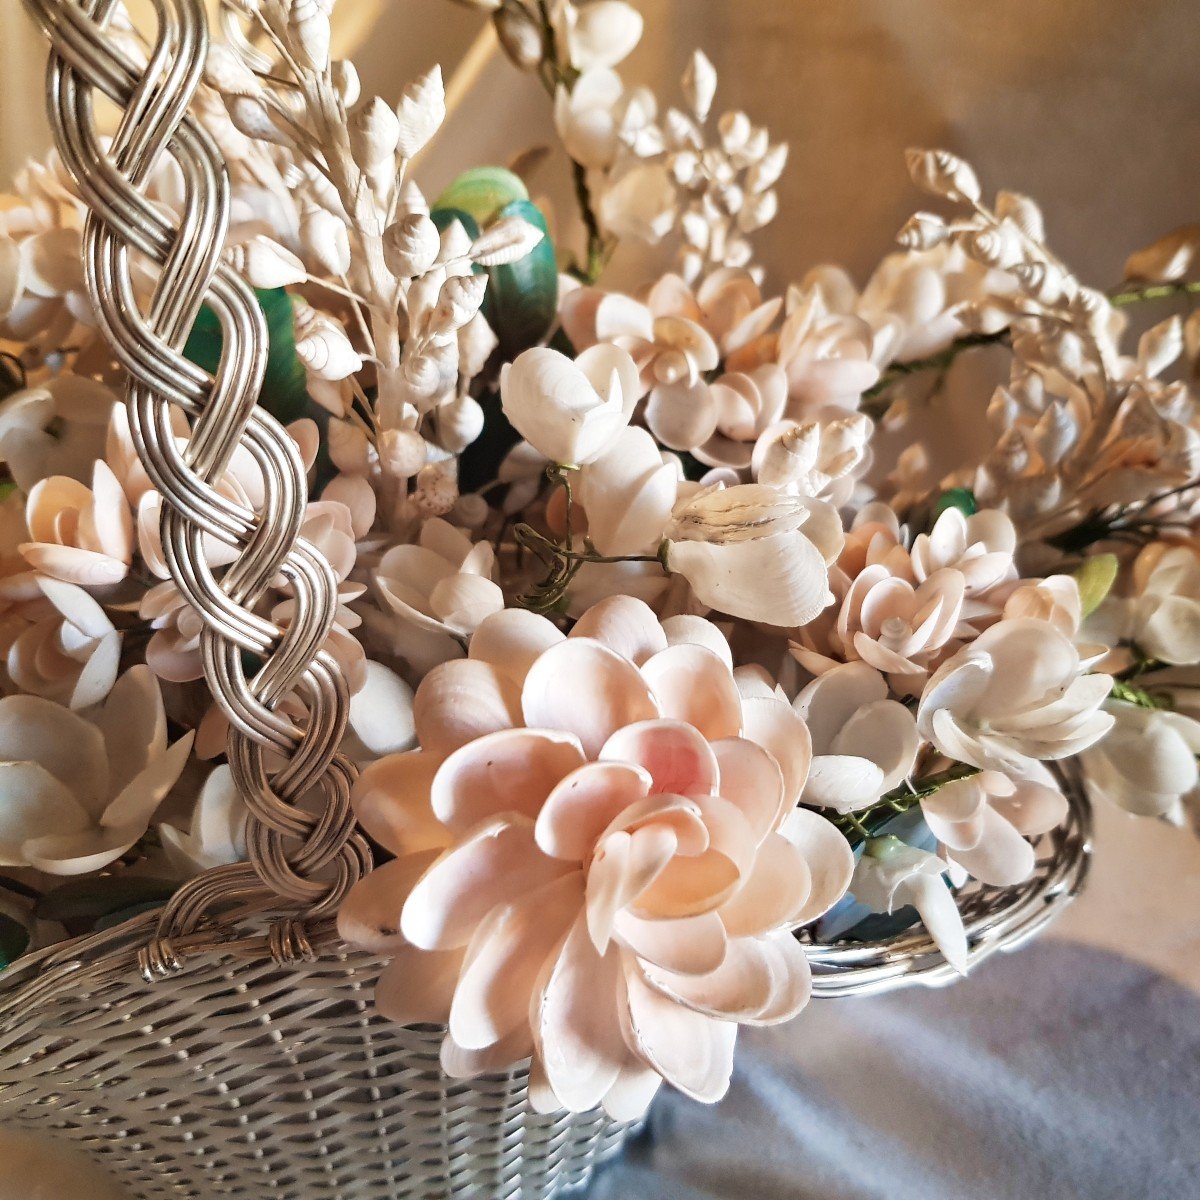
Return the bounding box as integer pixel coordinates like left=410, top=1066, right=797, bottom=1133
left=436, top=394, right=485, bottom=453
left=412, top=458, right=459, bottom=517
left=289, top=0, right=333, bottom=72
left=494, top=6, right=545, bottom=71
left=905, top=148, right=981, bottom=203
left=204, top=44, right=261, bottom=97
left=383, top=213, right=441, bottom=278
left=331, top=60, right=361, bottom=107
left=896, top=212, right=949, bottom=251
left=226, top=236, right=308, bottom=288
left=378, top=428, right=428, bottom=479
left=227, top=95, right=291, bottom=145
left=300, top=205, right=352, bottom=277
left=350, top=96, right=401, bottom=174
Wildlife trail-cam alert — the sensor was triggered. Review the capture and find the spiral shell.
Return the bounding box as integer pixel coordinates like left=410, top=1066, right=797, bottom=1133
left=383, top=212, right=440, bottom=278
left=225, top=236, right=308, bottom=289
left=294, top=309, right=362, bottom=381
left=300, top=205, right=352, bottom=277
left=288, top=0, right=334, bottom=72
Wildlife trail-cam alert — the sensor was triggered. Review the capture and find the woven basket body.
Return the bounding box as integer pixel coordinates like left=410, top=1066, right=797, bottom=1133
left=0, top=918, right=638, bottom=1199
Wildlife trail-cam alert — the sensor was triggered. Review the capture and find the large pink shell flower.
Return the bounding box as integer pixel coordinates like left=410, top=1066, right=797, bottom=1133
left=339, top=597, right=853, bottom=1119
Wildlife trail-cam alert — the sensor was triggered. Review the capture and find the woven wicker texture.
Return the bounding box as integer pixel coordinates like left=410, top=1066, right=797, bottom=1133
left=0, top=916, right=638, bottom=1200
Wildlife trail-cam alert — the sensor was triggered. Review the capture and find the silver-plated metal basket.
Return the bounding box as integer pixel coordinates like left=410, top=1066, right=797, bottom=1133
left=0, top=2, right=1091, bottom=1197
left=0, top=916, right=638, bottom=1200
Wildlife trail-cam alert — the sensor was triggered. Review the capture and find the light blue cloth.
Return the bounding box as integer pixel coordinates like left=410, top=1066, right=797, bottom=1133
left=587, top=942, right=1200, bottom=1199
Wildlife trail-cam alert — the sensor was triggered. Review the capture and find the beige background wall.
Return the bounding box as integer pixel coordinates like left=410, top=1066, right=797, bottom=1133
left=5, top=1, right=1200, bottom=288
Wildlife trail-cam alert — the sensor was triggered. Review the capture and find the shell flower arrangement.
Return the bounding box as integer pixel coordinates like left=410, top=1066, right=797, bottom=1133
left=0, top=0, right=1198, bottom=1129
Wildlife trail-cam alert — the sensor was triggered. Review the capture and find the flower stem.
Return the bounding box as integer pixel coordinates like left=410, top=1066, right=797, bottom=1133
left=830, top=763, right=981, bottom=842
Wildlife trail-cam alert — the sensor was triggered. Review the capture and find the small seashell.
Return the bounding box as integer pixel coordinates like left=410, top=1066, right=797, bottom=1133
left=682, top=50, right=717, bottom=122
left=896, top=211, right=948, bottom=251
left=350, top=97, right=401, bottom=197
left=469, top=216, right=545, bottom=266
left=300, top=204, right=352, bottom=277
left=495, top=5, right=544, bottom=70
left=288, top=0, right=333, bottom=72
left=396, top=66, right=446, bottom=159
left=718, top=111, right=752, bottom=156
left=378, top=428, right=428, bottom=479
left=412, top=459, right=459, bottom=517
left=995, top=190, right=1045, bottom=243
left=331, top=60, right=360, bottom=107
left=383, top=212, right=441, bottom=278
left=436, top=394, right=485, bottom=454
left=904, top=148, right=980, bottom=203
left=738, top=190, right=777, bottom=234
left=745, top=143, right=788, bottom=194
left=225, top=236, right=308, bottom=288
left=296, top=316, right=362, bottom=381
left=963, top=220, right=1022, bottom=269
left=204, top=43, right=261, bottom=97
left=227, top=95, right=291, bottom=145
left=427, top=274, right=489, bottom=339
left=1124, top=223, right=1200, bottom=284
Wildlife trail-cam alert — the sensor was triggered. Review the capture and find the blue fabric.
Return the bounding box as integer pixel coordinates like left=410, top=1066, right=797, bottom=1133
left=586, top=942, right=1200, bottom=1198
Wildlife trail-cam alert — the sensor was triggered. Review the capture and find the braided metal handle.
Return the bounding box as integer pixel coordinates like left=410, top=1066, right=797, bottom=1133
left=24, top=0, right=371, bottom=942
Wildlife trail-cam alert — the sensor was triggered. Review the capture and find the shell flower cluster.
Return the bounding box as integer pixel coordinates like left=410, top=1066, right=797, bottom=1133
left=0, top=0, right=1195, bottom=1116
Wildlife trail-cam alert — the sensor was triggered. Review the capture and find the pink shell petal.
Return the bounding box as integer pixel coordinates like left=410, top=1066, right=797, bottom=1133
left=337, top=849, right=440, bottom=952
left=777, top=807, right=855, bottom=927
left=599, top=719, right=719, bottom=797
left=535, top=760, right=653, bottom=861
left=352, top=750, right=449, bottom=857
left=710, top=736, right=785, bottom=842
left=717, top=831, right=812, bottom=938
left=450, top=871, right=584, bottom=1050
left=413, top=659, right=522, bottom=754
left=620, top=962, right=736, bottom=1103
left=639, top=644, right=742, bottom=742
left=523, top=638, right=659, bottom=758
left=586, top=825, right=679, bottom=952
left=613, top=909, right=727, bottom=977
left=739, top=695, right=812, bottom=807
left=535, top=914, right=630, bottom=1113
left=468, top=607, right=565, bottom=687
left=431, top=728, right=585, bottom=834
left=401, top=815, right=573, bottom=950
left=568, top=595, right=668, bottom=665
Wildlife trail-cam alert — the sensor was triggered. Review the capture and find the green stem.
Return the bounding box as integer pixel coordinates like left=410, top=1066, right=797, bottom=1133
left=1109, top=279, right=1200, bottom=307
left=830, top=763, right=982, bottom=842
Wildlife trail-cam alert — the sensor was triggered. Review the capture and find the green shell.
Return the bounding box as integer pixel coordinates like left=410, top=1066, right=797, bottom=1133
left=1074, top=552, right=1120, bottom=617
left=434, top=166, right=530, bottom=228
left=484, top=198, right=558, bottom=359
left=183, top=287, right=310, bottom=425
left=933, top=487, right=979, bottom=518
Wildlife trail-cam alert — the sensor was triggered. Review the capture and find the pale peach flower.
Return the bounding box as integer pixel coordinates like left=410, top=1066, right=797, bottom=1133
left=793, top=663, right=919, bottom=812
left=6, top=577, right=121, bottom=708
left=922, top=767, right=1068, bottom=886
left=339, top=597, right=853, bottom=1117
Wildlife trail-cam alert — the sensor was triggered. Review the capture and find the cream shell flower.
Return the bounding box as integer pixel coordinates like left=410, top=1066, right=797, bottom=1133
left=0, top=666, right=193, bottom=874
left=916, top=618, right=1114, bottom=775
left=500, top=345, right=641, bottom=467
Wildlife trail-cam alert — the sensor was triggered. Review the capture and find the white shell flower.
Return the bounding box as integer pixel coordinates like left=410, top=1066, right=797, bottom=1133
left=0, top=666, right=193, bottom=874
left=1106, top=544, right=1200, bottom=666
left=7, top=577, right=121, bottom=708
left=922, top=768, right=1068, bottom=886
left=556, top=0, right=644, bottom=71
left=663, top=484, right=840, bottom=627
left=157, top=764, right=249, bottom=879
left=910, top=508, right=1017, bottom=594
left=20, top=461, right=133, bottom=588
left=794, top=663, right=919, bottom=812
left=375, top=518, right=505, bottom=654
left=0, top=376, right=116, bottom=494
left=599, top=162, right=678, bottom=245
left=554, top=70, right=636, bottom=170
left=1080, top=700, right=1200, bottom=820
left=500, top=345, right=640, bottom=467
left=850, top=838, right=968, bottom=974
left=916, top=618, right=1114, bottom=774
